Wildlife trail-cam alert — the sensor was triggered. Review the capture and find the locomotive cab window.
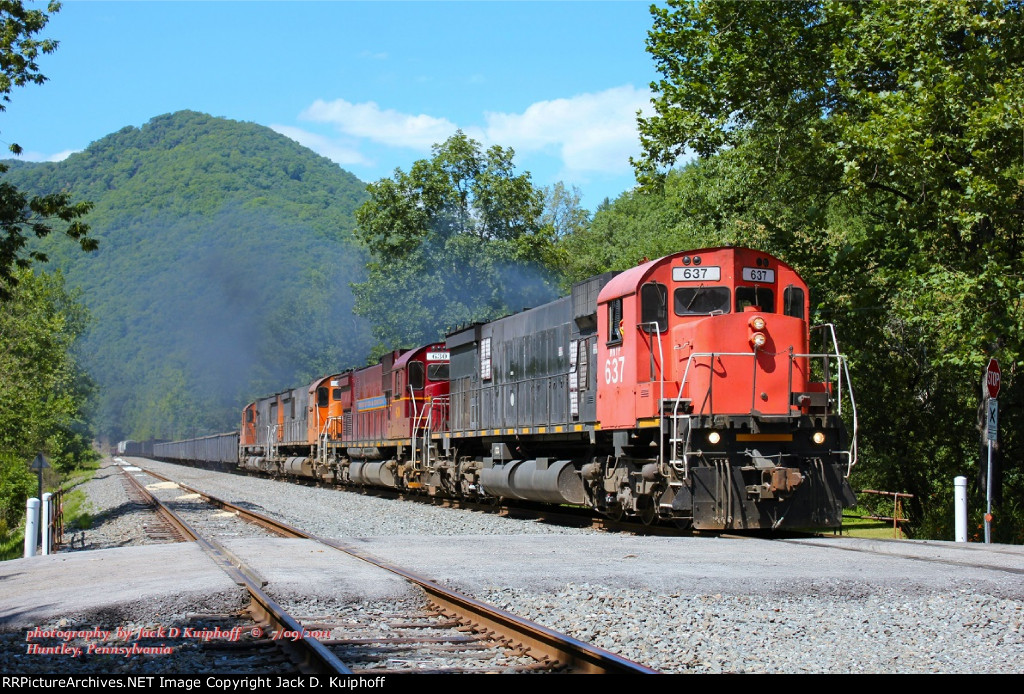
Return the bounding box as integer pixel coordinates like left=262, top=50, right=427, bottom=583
left=427, top=363, right=449, bottom=381
left=640, top=282, right=668, bottom=333
left=783, top=286, right=805, bottom=319
left=674, top=287, right=730, bottom=315
left=317, top=387, right=329, bottom=408
left=607, top=298, right=623, bottom=344
left=736, top=286, right=775, bottom=313
left=408, top=362, right=425, bottom=390
left=246, top=410, right=253, bottom=423
left=332, top=388, right=342, bottom=400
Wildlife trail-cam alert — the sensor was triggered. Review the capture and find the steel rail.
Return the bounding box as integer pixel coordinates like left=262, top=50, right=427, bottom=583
left=133, top=462, right=660, bottom=674
left=117, top=466, right=353, bottom=674
left=117, top=466, right=197, bottom=542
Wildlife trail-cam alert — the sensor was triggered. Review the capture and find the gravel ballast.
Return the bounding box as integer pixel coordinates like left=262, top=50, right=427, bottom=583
left=11, top=456, right=1022, bottom=674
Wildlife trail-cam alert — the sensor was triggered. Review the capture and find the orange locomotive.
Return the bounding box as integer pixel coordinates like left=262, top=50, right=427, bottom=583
left=164, top=247, right=857, bottom=531
left=586, top=246, right=857, bottom=528
left=238, top=343, right=450, bottom=488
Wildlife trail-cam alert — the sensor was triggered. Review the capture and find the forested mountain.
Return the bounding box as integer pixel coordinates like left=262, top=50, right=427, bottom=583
left=3, top=111, right=374, bottom=441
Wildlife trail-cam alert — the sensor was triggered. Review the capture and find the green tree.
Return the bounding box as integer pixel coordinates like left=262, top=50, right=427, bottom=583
left=0, top=0, right=94, bottom=299
left=353, top=131, right=559, bottom=354
left=538, top=182, right=593, bottom=288
left=635, top=0, right=1024, bottom=538
left=0, top=269, right=95, bottom=529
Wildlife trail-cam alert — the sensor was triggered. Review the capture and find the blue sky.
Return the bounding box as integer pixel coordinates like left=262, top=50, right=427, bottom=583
left=4, top=1, right=665, bottom=209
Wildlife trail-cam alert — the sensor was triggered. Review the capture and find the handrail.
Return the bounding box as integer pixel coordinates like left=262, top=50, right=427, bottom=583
left=318, top=415, right=344, bottom=467
left=264, top=424, right=279, bottom=459
left=637, top=321, right=666, bottom=470
left=407, top=393, right=450, bottom=470
left=408, top=384, right=421, bottom=467
left=670, top=347, right=858, bottom=477
left=426, top=395, right=449, bottom=468
left=812, top=323, right=858, bottom=475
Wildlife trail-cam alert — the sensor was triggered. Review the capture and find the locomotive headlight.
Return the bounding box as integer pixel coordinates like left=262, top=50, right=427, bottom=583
left=707, top=431, right=721, bottom=445
left=750, top=332, right=767, bottom=348
left=749, top=315, right=766, bottom=331
left=812, top=431, right=826, bottom=445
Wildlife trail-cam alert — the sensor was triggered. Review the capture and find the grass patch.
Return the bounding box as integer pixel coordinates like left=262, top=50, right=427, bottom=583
left=838, top=513, right=908, bottom=540
left=0, top=524, right=24, bottom=561
left=58, top=459, right=100, bottom=533
left=61, top=458, right=101, bottom=489
left=60, top=488, right=94, bottom=532
left=0, top=459, right=101, bottom=560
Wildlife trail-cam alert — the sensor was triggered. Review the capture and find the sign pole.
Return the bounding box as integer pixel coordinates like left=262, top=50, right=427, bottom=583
left=984, top=359, right=1001, bottom=544
left=986, top=433, right=993, bottom=544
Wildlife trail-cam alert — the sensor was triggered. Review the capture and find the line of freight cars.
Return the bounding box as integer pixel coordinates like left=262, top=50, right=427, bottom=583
left=154, top=246, right=859, bottom=530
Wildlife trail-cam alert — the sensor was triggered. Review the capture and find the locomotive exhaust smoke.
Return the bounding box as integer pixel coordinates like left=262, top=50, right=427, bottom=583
left=87, top=203, right=374, bottom=441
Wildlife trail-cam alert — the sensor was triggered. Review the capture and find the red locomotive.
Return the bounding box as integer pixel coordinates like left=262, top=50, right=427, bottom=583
left=158, top=247, right=857, bottom=530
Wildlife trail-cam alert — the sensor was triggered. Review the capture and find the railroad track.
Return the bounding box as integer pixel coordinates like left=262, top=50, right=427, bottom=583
left=118, top=464, right=347, bottom=674
left=116, top=466, right=192, bottom=543
left=117, top=462, right=659, bottom=674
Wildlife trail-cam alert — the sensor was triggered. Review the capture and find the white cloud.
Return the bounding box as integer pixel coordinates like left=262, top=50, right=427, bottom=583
left=270, top=124, right=371, bottom=167
left=10, top=149, right=79, bottom=162
left=48, top=149, right=78, bottom=162
left=287, top=85, right=653, bottom=182
left=299, top=99, right=458, bottom=151
left=482, top=85, right=653, bottom=175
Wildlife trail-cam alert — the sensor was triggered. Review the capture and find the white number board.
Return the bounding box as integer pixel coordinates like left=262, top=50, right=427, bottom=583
left=673, top=266, right=721, bottom=282
left=742, top=267, right=775, bottom=283
left=426, top=351, right=450, bottom=362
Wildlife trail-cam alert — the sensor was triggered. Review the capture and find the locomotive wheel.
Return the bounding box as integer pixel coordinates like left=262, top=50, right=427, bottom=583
left=639, top=502, right=657, bottom=526
left=603, top=505, right=625, bottom=522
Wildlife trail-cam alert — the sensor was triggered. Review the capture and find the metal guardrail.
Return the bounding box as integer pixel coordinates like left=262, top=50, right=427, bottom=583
left=856, top=489, right=914, bottom=538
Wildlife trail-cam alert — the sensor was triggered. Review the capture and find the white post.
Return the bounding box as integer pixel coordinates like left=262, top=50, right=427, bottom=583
left=954, top=476, right=967, bottom=542
left=985, top=437, right=993, bottom=544
left=41, top=492, right=52, bottom=555
left=24, top=498, right=39, bottom=558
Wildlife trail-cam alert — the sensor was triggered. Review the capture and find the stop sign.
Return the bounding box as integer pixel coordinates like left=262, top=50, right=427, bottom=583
left=986, top=358, right=1001, bottom=399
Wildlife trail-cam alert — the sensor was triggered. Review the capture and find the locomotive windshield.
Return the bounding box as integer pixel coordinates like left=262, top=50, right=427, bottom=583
left=674, top=286, right=730, bottom=315
left=428, top=363, right=449, bottom=381
left=735, top=286, right=775, bottom=313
